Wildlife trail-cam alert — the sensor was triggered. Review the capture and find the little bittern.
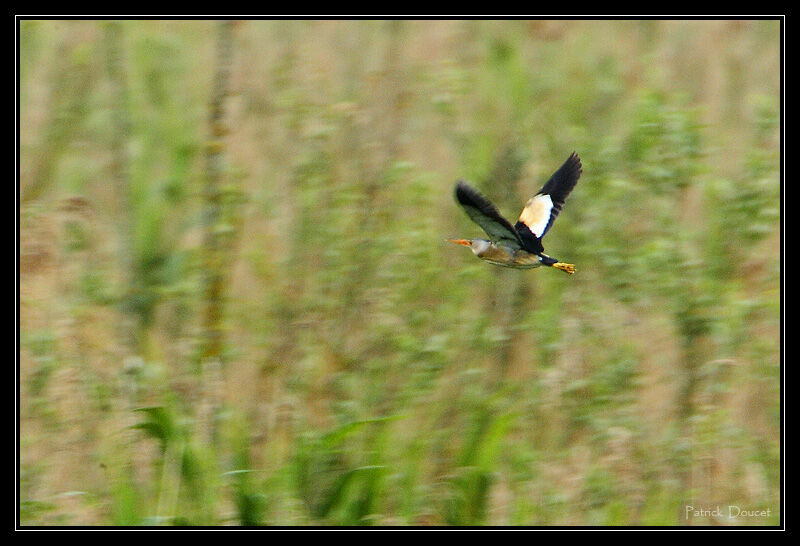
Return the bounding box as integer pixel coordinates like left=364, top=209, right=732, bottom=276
left=449, top=153, right=582, bottom=274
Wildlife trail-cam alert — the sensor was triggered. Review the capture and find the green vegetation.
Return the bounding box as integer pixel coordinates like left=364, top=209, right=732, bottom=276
left=19, top=20, right=780, bottom=526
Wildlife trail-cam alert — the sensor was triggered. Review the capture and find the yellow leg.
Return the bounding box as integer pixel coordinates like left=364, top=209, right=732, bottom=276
left=552, top=262, right=576, bottom=275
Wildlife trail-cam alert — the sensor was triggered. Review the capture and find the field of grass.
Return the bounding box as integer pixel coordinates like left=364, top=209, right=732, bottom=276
left=18, top=19, right=781, bottom=526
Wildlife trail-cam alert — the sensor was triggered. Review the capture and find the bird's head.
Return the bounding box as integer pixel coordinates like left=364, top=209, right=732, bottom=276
left=447, top=238, right=491, bottom=256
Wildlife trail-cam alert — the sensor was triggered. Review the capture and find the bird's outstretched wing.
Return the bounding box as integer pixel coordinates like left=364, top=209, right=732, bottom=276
left=515, top=152, right=582, bottom=249
left=455, top=181, right=523, bottom=249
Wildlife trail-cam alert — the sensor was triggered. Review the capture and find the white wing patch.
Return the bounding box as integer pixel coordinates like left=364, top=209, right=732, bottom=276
left=518, top=194, right=553, bottom=238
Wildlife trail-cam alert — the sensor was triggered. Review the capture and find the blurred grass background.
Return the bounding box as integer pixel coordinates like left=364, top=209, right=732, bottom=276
left=18, top=19, right=780, bottom=526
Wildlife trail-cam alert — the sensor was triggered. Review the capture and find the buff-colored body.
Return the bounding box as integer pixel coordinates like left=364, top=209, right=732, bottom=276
left=475, top=242, right=544, bottom=269
left=447, top=238, right=576, bottom=273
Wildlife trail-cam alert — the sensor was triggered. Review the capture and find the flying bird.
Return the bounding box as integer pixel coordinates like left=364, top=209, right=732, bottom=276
left=449, top=152, right=582, bottom=274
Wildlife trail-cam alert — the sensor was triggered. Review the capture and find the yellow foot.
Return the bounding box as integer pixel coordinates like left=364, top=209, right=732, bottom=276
left=553, top=262, right=576, bottom=275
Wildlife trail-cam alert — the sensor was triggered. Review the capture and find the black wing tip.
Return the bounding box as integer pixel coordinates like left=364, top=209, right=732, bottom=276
left=454, top=180, right=467, bottom=203
left=454, top=180, right=482, bottom=205
left=538, top=152, right=582, bottom=197
left=455, top=179, right=473, bottom=192
left=567, top=151, right=583, bottom=177
left=532, top=151, right=583, bottom=227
